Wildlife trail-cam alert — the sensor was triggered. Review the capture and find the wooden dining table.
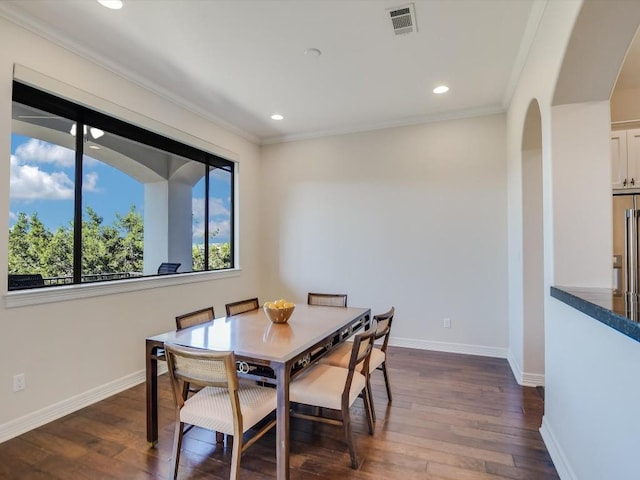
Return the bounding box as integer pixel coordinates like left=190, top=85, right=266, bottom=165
left=145, top=304, right=371, bottom=480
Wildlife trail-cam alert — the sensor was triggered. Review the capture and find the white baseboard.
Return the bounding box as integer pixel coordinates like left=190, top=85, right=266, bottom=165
left=540, top=416, right=576, bottom=480
left=522, top=371, right=545, bottom=387
left=507, top=350, right=545, bottom=387
left=390, top=337, right=508, bottom=359
left=0, top=363, right=167, bottom=444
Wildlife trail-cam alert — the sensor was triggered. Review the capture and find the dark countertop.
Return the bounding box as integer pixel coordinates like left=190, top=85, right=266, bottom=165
left=550, top=286, right=640, bottom=343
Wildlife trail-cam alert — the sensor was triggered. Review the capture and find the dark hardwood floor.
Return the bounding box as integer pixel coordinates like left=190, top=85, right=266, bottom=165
left=0, top=347, right=559, bottom=479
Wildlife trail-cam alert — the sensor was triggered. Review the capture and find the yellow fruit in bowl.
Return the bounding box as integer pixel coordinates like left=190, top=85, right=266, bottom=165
left=263, top=299, right=295, bottom=323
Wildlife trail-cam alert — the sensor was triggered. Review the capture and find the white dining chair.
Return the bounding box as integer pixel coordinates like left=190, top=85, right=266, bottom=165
left=289, top=325, right=376, bottom=468
left=164, top=343, right=276, bottom=480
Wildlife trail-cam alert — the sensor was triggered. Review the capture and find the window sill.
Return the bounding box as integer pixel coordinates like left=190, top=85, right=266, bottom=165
left=4, top=269, right=241, bottom=309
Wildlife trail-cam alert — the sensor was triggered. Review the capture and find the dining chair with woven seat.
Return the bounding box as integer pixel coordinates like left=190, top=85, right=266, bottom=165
left=164, top=343, right=277, bottom=480
left=175, top=306, right=215, bottom=330
left=289, top=325, right=376, bottom=469
left=307, top=292, right=348, bottom=307
left=225, top=297, right=259, bottom=316
left=175, top=306, right=216, bottom=400
left=320, top=307, right=395, bottom=421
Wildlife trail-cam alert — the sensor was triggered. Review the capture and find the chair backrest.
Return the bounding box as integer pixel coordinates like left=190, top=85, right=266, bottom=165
left=372, top=307, right=395, bottom=352
left=8, top=273, right=45, bottom=290
left=307, top=292, right=348, bottom=307
left=164, top=343, right=239, bottom=410
left=225, top=297, right=259, bottom=316
left=175, top=306, right=215, bottom=330
left=158, top=262, right=181, bottom=274
left=341, top=323, right=377, bottom=400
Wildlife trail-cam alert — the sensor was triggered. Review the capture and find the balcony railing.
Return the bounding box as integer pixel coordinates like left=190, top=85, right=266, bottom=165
left=8, top=272, right=144, bottom=290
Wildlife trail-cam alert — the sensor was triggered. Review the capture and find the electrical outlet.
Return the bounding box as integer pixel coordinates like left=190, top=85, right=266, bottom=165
left=443, top=318, right=451, bottom=329
left=13, top=373, right=25, bottom=392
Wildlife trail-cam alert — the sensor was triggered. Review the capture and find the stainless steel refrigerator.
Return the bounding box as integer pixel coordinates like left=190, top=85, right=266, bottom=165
left=613, top=194, right=640, bottom=298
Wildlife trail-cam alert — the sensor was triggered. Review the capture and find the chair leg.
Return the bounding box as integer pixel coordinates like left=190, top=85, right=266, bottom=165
left=363, top=383, right=375, bottom=435
left=381, top=362, right=392, bottom=402
left=171, top=421, right=185, bottom=480
left=366, top=378, right=376, bottom=425
left=230, top=435, right=243, bottom=480
left=341, top=405, right=358, bottom=469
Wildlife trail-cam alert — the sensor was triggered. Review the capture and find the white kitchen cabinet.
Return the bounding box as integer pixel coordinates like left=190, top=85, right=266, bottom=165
left=611, top=129, right=640, bottom=190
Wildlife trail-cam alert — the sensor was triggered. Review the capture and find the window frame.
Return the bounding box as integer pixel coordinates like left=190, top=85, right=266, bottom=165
left=9, top=81, right=235, bottom=292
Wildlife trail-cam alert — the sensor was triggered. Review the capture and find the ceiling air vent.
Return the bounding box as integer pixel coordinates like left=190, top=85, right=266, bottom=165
left=389, top=3, right=417, bottom=35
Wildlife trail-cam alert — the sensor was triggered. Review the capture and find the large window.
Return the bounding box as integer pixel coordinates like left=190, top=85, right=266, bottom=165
left=8, top=82, right=234, bottom=291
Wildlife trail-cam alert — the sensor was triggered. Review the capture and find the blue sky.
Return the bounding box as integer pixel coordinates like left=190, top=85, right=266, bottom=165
left=9, top=133, right=231, bottom=243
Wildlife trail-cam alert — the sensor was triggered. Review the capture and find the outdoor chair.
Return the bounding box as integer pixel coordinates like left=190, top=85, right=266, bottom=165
left=158, top=262, right=180, bottom=274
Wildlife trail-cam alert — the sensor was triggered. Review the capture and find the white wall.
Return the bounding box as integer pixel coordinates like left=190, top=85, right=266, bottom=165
left=506, top=0, right=579, bottom=389
left=260, top=115, right=509, bottom=356
left=507, top=1, right=640, bottom=478
left=542, top=300, right=640, bottom=480
left=552, top=101, right=612, bottom=287
left=0, top=17, right=262, bottom=438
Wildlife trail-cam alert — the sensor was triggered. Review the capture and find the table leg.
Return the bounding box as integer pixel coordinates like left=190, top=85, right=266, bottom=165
left=274, top=362, right=291, bottom=480
left=146, top=340, right=159, bottom=446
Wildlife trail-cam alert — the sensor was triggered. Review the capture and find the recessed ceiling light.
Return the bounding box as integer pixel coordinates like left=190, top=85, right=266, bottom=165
left=304, top=48, right=322, bottom=58
left=433, top=85, right=449, bottom=94
left=271, top=114, right=284, bottom=121
left=98, top=0, right=123, bottom=10
left=88, top=145, right=101, bottom=150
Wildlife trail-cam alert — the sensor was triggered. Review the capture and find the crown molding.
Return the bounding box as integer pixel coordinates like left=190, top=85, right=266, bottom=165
left=0, top=3, right=528, bottom=149
left=261, top=104, right=506, bottom=145
left=0, top=6, right=259, bottom=145
left=501, top=0, right=548, bottom=109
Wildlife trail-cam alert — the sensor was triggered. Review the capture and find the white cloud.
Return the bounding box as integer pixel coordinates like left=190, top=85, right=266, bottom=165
left=192, top=197, right=204, bottom=219
left=10, top=155, right=74, bottom=200
left=83, top=172, right=101, bottom=192
left=192, top=197, right=230, bottom=240
left=15, top=138, right=75, bottom=167
left=192, top=197, right=230, bottom=218
left=209, top=197, right=230, bottom=216
left=209, top=219, right=230, bottom=241
left=9, top=211, right=16, bottom=222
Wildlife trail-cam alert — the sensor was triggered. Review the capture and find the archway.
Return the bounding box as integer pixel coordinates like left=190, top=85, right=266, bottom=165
left=521, top=99, right=544, bottom=384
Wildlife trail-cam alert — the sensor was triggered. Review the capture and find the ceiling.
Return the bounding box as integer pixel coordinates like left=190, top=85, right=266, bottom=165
left=0, top=0, right=543, bottom=144
left=615, top=28, right=640, bottom=91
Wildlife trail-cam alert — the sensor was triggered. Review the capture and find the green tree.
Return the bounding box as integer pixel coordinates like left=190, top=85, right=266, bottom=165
left=191, top=242, right=230, bottom=271
left=8, top=205, right=144, bottom=281
left=115, top=205, right=144, bottom=273
left=42, top=225, right=73, bottom=278
left=82, top=207, right=108, bottom=275
left=8, top=212, right=53, bottom=275
left=209, top=242, right=231, bottom=269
